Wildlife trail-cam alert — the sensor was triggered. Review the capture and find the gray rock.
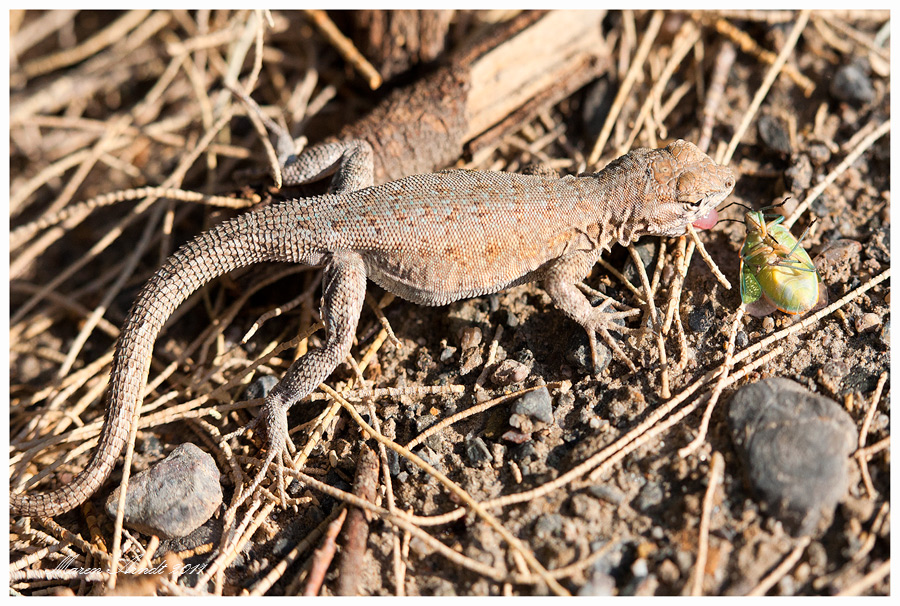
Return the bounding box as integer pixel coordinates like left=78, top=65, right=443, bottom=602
left=830, top=62, right=876, bottom=105
left=728, top=378, right=857, bottom=535
left=634, top=481, right=665, bottom=512
left=465, top=437, right=493, bottom=466
left=758, top=114, right=792, bottom=154
left=512, top=386, right=553, bottom=424
left=491, top=358, right=530, bottom=386
left=688, top=302, right=715, bottom=334
left=578, top=571, right=616, bottom=596
left=814, top=239, right=862, bottom=286
left=242, top=374, right=278, bottom=400
left=105, top=443, right=222, bottom=539
left=587, top=484, right=627, bottom=506
left=533, top=513, right=563, bottom=539
left=864, top=225, right=890, bottom=264
left=623, top=240, right=659, bottom=286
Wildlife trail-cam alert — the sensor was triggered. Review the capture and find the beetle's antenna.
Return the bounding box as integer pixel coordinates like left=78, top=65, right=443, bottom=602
left=718, top=200, right=754, bottom=214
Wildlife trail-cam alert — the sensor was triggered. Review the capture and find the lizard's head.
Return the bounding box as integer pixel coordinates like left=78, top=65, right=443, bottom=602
left=635, top=139, right=735, bottom=239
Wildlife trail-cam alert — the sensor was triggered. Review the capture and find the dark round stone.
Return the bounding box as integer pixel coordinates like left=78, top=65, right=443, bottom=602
left=830, top=62, right=876, bottom=105
left=687, top=302, right=715, bottom=334
left=727, top=378, right=856, bottom=535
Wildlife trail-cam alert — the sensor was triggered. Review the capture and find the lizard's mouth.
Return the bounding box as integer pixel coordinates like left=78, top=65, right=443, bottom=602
left=692, top=207, right=719, bottom=230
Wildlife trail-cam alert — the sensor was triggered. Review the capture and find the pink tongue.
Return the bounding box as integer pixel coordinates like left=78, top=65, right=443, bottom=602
left=692, top=208, right=719, bottom=230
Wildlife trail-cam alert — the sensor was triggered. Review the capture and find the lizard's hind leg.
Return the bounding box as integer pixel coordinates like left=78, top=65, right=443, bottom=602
left=238, top=251, right=368, bottom=507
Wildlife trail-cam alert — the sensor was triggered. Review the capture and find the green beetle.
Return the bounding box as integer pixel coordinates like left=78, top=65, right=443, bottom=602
left=740, top=208, right=820, bottom=315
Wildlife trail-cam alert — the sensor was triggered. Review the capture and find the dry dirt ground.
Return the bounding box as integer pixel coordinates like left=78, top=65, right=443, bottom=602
left=9, top=10, right=890, bottom=596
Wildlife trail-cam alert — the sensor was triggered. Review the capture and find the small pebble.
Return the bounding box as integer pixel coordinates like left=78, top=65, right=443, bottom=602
left=879, top=319, right=889, bottom=348
left=735, top=331, right=749, bottom=348
left=688, top=302, right=715, bottom=334
left=459, top=347, right=483, bottom=375
left=508, top=413, right=534, bottom=433
left=501, top=429, right=532, bottom=444
left=105, top=443, right=222, bottom=539
left=631, top=558, right=649, bottom=579
left=386, top=450, right=401, bottom=476
left=567, top=337, right=611, bottom=375
left=854, top=312, right=880, bottom=333
left=458, top=326, right=482, bottom=350
left=439, top=346, right=457, bottom=362
left=728, top=378, right=857, bottom=535
left=533, top=513, right=563, bottom=539
left=501, top=309, right=519, bottom=328
left=578, top=572, right=616, bottom=596
left=814, top=239, right=862, bottom=286
left=623, top=240, right=659, bottom=285
left=491, top=358, right=530, bottom=386
left=762, top=316, right=775, bottom=331
left=512, top=386, right=553, bottom=424
left=242, top=375, right=279, bottom=400
left=658, top=559, right=681, bottom=584
left=806, top=142, right=832, bottom=166
left=864, top=225, right=890, bottom=264
left=465, top=437, right=493, bottom=466
left=758, top=114, right=792, bottom=154
left=588, top=484, right=627, bottom=506
left=415, top=414, right=436, bottom=433
left=785, top=154, right=813, bottom=193
left=634, top=482, right=665, bottom=512
left=830, top=62, right=876, bottom=105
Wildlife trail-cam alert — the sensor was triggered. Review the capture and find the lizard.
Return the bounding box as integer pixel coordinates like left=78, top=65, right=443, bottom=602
left=10, top=123, right=734, bottom=516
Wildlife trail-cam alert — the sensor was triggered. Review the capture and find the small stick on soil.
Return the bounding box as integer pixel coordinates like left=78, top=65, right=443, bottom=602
left=248, top=506, right=344, bottom=596
left=679, top=305, right=745, bottom=457
left=405, top=382, right=570, bottom=451
left=722, top=10, right=811, bottom=165
left=304, top=9, right=382, bottom=89
left=627, top=245, right=669, bottom=399
left=689, top=451, right=725, bottom=596
left=336, top=443, right=380, bottom=595
left=686, top=224, right=731, bottom=289
left=834, top=559, right=892, bottom=597
left=697, top=41, right=736, bottom=154
left=597, top=257, right=644, bottom=300
left=710, top=17, right=815, bottom=96
left=303, top=507, right=349, bottom=596
left=785, top=119, right=890, bottom=228
left=854, top=436, right=889, bottom=461
left=746, top=537, right=812, bottom=596
left=588, top=10, right=664, bottom=165
left=855, top=371, right=887, bottom=499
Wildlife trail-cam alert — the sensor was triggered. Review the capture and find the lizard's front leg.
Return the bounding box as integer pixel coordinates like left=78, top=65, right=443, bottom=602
left=282, top=139, right=375, bottom=194
left=542, top=251, right=640, bottom=373
left=248, top=250, right=367, bottom=501
left=233, top=87, right=376, bottom=195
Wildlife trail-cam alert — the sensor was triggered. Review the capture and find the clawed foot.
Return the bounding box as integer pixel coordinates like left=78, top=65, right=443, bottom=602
left=584, top=299, right=643, bottom=373
left=228, top=400, right=291, bottom=508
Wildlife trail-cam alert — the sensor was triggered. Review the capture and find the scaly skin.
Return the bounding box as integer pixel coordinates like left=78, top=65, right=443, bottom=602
left=10, top=139, right=734, bottom=517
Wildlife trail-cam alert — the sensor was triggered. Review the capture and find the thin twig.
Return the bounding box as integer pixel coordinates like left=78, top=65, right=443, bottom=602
left=689, top=451, right=725, bottom=596
left=745, top=537, right=812, bottom=596
left=722, top=10, right=811, bottom=165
